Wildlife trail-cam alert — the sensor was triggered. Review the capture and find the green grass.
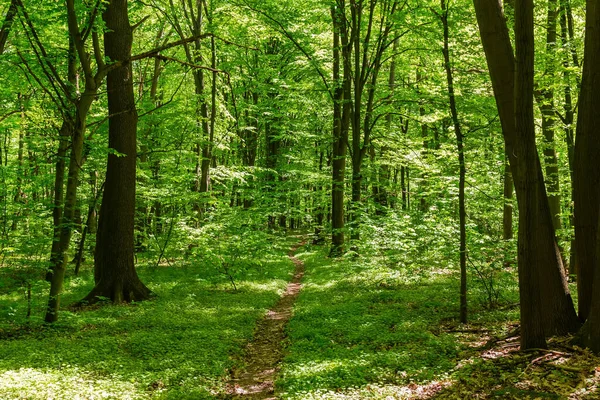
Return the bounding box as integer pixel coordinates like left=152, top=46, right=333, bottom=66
left=277, top=244, right=520, bottom=399
left=2, top=233, right=594, bottom=400
left=0, top=236, right=296, bottom=399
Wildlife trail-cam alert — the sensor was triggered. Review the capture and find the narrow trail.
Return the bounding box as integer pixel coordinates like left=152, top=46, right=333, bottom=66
left=225, top=240, right=306, bottom=399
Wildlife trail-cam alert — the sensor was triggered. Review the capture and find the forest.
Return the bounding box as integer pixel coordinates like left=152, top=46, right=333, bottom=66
left=1, top=0, right=600, bottom=398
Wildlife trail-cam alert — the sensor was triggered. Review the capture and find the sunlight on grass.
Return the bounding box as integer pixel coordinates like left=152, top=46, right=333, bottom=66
left=239, top=279, right=290, bottom=294
left=0, top=235, right=296, bottom=399
left=280, top=380, right=452, bottom=400
left=0, top=367, right=144, bottom=400
left=277, top=246, right=463, bottom=398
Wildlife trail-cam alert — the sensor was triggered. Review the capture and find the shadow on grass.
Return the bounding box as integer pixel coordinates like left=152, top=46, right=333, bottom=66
left=0, top=240, right=297, bottom=399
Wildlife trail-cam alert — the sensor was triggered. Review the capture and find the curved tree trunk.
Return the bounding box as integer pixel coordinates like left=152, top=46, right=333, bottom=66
left=573, top=0, right=600, bottom=322
left=473, top=0, right=579, bottom=341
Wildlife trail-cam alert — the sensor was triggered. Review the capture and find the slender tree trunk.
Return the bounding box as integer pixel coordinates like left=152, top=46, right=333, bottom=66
left=200, top=32, right=217, bottom=196
left=0, top=0, right=18, bottom=54
left=330, top=3, right=350, bottom=256
left=46, top=39, right=77, bottom=282
left=74, top=175, right=101, bottom=276
left=81, top=0, right=152, bottom=304
left=45, top=96, right=95, bottom=322
left=559, top=0, right=577, bottom=274
left=441, top=0, right=467, bottom=324
left=11, top=93, right=26, bottom=231
left=377, top=38, right=399, bottom=213
left=503, top=152, right=514, bottom=267
left=417, top=67, right=429, bottom=212
left=537, top=0, right=562, bottom=234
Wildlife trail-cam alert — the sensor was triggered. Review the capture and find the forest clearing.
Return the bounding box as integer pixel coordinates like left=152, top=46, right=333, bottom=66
left=1, top=0, right=600, bottom=398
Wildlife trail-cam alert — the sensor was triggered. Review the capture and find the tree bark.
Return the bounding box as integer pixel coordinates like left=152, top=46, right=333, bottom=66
left=473, top=0, right=579, bottom=339
left=81, top=0, right=152, bottom=304
left=573, top=0, right=600, bottom=322
left=330, top=3, right=350, bottom=256
left=514, top=0, right=547, bottom=349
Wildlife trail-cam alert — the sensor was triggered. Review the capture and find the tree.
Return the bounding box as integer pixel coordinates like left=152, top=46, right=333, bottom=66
left=44, top=0, right=113, bottom=322
left=574, top=0, right=600, bottom=349
left=164, top=0, right=218, bottom=218
left=513, top=0, right=547, bottom=349
left=81, top=0, right=152, bottom=304
left=330, top=3, right=351, bottom=255
left=573, top=0, right=600, bottom=322
left=472, top=0, right=579, bottom=345
left=439, top=0, right=467, bottom=324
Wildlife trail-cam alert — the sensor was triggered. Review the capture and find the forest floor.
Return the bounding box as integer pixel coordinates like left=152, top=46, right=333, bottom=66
left=0, top=233, right=599, bottom=399
left=225, top=240, right=306, bottom=399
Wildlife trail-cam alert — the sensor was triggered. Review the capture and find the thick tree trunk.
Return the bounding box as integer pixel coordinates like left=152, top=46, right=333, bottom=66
left=473, top=0, right=579, bottom=339
left=573, top=0, right=600, bottom=322
left=514, top=0, right=547, bottom=349
left=81, top=0, right=152, bottom=304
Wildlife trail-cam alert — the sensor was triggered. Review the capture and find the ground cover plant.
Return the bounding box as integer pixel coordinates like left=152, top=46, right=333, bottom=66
left=0, top=232, right=296, bottom=399
left=1, top=0, right=600, bottom=398
left=278, top=243, right=600, bottom=400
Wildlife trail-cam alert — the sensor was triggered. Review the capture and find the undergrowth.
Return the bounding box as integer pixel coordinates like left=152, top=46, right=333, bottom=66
left=276, top=241, right=598, bottom=400
left=0, top=232, right=296, bottom=399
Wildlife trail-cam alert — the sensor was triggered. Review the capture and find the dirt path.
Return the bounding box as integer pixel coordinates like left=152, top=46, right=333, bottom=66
left=225, top=240, right=306, bottom=399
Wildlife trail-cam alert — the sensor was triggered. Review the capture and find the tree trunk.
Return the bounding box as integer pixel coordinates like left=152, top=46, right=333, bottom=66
left=330, top=4, right=350, bottom=256
left=573, top=0, right=600, bottom=322
left=417, top=67, right=429, bottom=212
left=46, top=39, right=77, bottom=282
left=81, top=0, right=152, bottom=304
left=559, top=0, right=577, bottom=275
left=537, top=0, right=562, bottom=234
left=473, top=0, right=579, bottom=338
left=441, top=0, right=467, bottom=324
left=45, top=96, right=95, bottom=322
left=503, top=154, right=514, bottom=241
left=514, top=0, right=547, bottom=349
left=503, top=152, right=514, bottom=267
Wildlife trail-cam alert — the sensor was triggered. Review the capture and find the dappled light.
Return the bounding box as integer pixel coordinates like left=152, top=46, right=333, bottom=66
left=1, top=0, right=600, bottom=398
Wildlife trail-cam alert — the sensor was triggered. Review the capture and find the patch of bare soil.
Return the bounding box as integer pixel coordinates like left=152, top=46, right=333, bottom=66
left=224, top=241, right=306, bottom=399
